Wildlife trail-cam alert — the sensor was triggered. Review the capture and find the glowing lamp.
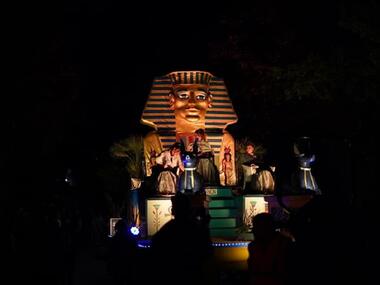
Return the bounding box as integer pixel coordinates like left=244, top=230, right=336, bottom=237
left=130, top=226, right=140, bottom=236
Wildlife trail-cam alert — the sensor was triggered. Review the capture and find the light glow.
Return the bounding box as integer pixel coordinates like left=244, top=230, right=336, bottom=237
left=130, top=226, right=140, bottom=236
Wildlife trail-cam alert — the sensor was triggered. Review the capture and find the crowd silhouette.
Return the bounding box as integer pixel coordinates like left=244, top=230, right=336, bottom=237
left=5, top=178, right=363, bottom=285
left=150, top=193, right=214, bottom=285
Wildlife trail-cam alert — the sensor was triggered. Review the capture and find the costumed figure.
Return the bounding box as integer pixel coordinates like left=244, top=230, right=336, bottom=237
left=188, top=129, right=220, bottom=186
left=221, top=146, right=234, bottom=186
left=155, top=143, right=184, bottom=195
left=240, top=143, right=257, bottom=190
left=241, top=143, right=275, bottom=194
left=293, top=137, right=321, bottom=194
left=178, top=143, right=203, bottom=193
left=140, top=71, right=238, bottom=186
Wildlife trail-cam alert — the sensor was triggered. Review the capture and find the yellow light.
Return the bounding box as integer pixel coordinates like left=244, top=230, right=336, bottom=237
left=213, top=245, right=249, bottom=271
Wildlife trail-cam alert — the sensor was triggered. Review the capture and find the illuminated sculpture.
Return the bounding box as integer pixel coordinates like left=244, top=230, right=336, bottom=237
left=221, top=146, right=234, bottom=186
left=141, top=71, right=238, bottom=186
left=293, top=137, right=321, bottom=194
left=178, top=148, right=203, bottom=193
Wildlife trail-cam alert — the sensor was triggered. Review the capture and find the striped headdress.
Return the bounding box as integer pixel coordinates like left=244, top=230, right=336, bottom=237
left=140, top=71, right=238, bottom=154
left=168, top=71, right=213, bottom=85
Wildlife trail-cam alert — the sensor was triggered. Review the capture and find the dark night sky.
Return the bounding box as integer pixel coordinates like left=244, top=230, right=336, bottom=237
left=7, top=1, right=336, bottom=137
left=4, top=1, right=378, bottom=206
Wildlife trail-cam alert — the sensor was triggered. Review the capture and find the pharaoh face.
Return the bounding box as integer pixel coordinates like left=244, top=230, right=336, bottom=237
left=170, top=84, right=211, bottom=123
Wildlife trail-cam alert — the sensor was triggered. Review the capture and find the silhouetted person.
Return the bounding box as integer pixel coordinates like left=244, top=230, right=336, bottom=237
left=107, top=219, right=138, bottom=285
left=41, top=203, right=66, bottom=285
left=287, top=196, right=355, bottom=285
left=150, top=192, right=213, bottom=285
left=247, top=213, right=293, bottom=285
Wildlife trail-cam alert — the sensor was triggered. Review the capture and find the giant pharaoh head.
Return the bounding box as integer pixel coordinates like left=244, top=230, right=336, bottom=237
left=168, top=71, right=212, bottom=131
left=141, top=71, right=237, bottom=138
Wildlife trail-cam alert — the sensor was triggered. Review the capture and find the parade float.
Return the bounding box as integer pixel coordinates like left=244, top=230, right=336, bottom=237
left=111, top=71, right=318, bottom=269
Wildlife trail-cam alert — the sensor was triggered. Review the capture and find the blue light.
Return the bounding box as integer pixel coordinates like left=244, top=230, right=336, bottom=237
left=137, top=240, right=151, bottom=248
left=211, top=242, right=250, bottom=248
left=130, top=226, right=140, bottom=236
left=135, top=239, right=250, bottom=248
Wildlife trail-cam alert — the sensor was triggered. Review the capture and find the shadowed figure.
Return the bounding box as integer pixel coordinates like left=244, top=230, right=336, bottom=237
left=247, top=213, right=293, bottom=285
left=107, top=219, right=138, bottom=285
left=150, top=192, right=213, bottom=285
left=287, top=196, right=358, bottom=285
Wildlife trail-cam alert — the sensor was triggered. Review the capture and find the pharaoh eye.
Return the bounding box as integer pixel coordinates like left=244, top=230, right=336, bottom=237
left=195, top=89, right=207, bottom=100
left=196, top=94, right=206, bottom=100
left=177, top=91, right=189, bottom=99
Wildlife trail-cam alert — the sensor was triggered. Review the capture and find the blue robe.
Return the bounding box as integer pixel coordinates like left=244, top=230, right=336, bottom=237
left=296, top=154, right=320, bottom=193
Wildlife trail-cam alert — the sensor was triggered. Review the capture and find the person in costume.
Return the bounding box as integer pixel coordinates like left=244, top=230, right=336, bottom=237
left=241, top=143, right=275, bottom=194
left=221, top=147, right=234, bottom=186
left=155, top=143, right=184, bottom=195
left=188, top=129, right=220, bottom=186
